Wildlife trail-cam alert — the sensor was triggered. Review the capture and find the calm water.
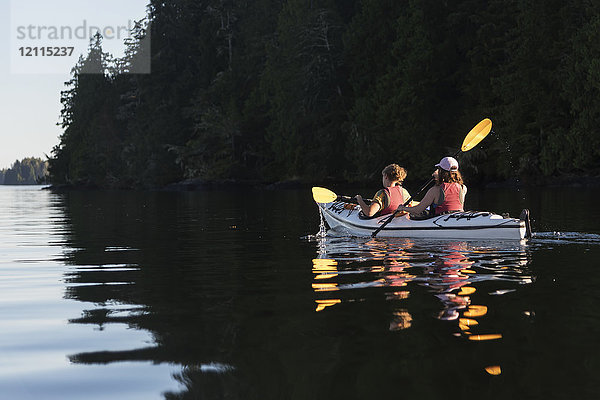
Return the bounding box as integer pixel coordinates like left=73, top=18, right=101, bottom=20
left=0, top=185, right=599, bottom=399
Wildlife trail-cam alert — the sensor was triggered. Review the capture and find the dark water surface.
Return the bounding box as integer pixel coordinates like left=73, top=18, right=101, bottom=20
left=0, top=185, right=599, bottom=399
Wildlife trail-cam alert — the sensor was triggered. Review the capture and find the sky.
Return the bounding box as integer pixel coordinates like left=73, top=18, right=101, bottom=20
left=0, top=0, right=149, bottom=169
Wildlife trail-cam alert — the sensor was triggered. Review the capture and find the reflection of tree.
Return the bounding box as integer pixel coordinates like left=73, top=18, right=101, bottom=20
left=164, top=366, right=238, bottom=400
left=56, top=190, right=275, bottom=398
left=62, top=189, right=407, bottom=399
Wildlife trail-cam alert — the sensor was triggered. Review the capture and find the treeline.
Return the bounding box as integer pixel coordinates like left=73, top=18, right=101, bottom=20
left=48, top=0, right=600, bottom=188
left=0, top=157, right=48, bottom=185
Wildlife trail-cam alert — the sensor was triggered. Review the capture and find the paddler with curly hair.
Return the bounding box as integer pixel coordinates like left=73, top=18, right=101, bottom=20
left=396, top=157, right=467, bottom=217
left=355, top=164, right=411, bottom=217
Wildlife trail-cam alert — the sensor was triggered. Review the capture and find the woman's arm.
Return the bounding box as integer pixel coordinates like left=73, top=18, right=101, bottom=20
left=356, top=195, right=381, bottom=217
left=397, top=186, right=438, bottom=215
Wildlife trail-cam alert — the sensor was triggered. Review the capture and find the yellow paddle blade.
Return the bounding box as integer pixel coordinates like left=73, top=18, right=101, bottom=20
left=485, top=365, right=502, bottom=376
left=312, top=187, right=337, bottom=203
left=461, top=118, right=492, bottom=152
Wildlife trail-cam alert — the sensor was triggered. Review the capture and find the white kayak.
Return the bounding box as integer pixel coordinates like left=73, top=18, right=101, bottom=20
left=317, top=200, right=529, bottom=240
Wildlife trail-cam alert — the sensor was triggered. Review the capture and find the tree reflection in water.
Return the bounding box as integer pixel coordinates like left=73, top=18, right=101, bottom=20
left=58, top=191, right=251, bottom=399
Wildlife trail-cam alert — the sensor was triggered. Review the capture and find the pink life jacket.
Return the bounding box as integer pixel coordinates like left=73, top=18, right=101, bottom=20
left=434, top=183, right=464, bottom=215
left=380, top=186, right=405, bottom=215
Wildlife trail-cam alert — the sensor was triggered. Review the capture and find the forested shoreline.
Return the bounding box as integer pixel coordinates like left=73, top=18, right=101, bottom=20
left=0, top=158, right=48, bottom=185
left=48, top=0, right=600, bottom=189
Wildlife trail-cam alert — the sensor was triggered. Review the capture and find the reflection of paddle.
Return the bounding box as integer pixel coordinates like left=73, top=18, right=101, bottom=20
left=312, top=187, right=371, bottom=204
left=371, top=118, right=493, bottom=238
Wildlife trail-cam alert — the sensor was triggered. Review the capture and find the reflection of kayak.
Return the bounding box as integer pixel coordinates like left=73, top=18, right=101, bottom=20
left=317, top=200, right=528, bottom=240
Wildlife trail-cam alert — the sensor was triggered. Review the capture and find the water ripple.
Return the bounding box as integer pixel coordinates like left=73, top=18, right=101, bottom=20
left=532, top=231, right=600, bottom=244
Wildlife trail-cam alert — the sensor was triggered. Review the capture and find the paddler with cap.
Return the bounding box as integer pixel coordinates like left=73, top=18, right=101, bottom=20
left=396, top=157, right=467, bottom=218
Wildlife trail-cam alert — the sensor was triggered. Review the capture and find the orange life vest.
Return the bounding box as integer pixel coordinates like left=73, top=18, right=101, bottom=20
left=380, top=186, right=406, bottom=215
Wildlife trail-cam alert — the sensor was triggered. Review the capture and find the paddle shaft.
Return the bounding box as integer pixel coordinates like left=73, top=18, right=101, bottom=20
left=338, top=195, right=371, bottom=205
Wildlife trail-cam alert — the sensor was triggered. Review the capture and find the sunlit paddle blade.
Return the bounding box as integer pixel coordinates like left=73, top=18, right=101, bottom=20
left=485, top=365, right=502, bottom=375
left=457, top=286, right=476, bottom=296
left=468, top=333, right=503, bottom=341
left=312, top=187, right=337, bottom=203
left=459, top=318, right=478, bottom=326
left=461, top=118, right=492, bottom=152
left=463, top=304, right=488, bottom=317
left=315, top=299, right=341, bottom=312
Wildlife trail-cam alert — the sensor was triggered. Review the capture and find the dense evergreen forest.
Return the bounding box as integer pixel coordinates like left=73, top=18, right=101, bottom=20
left=48, top=0, right=600, bottom=189
left=0, top=157, right=48, bottom=185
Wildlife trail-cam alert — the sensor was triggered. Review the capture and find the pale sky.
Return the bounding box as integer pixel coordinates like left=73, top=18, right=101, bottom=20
left=0, top=0, right=149, bottom=169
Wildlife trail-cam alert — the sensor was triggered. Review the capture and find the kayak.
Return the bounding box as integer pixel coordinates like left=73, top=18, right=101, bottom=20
left=316, top=200, right=530, bottom=240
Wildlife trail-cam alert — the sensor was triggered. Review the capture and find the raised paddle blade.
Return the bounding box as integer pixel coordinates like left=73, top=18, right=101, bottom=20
left=461, top=118, right=492, bottom=152
left=312, top=187, right=337, bottom=203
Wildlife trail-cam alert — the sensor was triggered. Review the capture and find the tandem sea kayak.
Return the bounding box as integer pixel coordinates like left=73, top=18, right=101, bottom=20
left=316, top=199, right=531, bottom=240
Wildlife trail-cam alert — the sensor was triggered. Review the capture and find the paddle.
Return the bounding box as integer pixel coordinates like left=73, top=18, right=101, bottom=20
left=371, top=118, right=493, bottom=238
left=312, top=187, right=371, bottom=205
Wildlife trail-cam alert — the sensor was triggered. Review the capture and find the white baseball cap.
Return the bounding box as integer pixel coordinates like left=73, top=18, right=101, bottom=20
left=435, top=157, right=459, bottom=171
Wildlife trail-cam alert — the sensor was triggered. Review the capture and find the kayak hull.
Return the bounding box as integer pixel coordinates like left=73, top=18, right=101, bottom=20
left=317, top=201, right=527, bottom=240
